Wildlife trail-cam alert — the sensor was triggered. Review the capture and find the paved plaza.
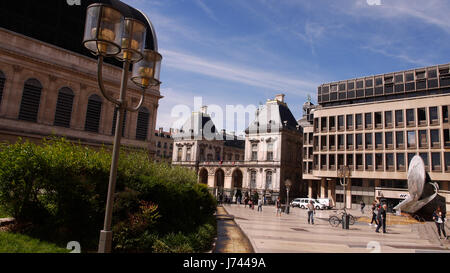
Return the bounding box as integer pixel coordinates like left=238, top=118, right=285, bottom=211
left=222, top=204, right=450, bottom=253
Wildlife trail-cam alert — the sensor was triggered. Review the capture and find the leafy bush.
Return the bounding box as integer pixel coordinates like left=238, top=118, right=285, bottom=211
left=0, top=138, right=217, bottom=252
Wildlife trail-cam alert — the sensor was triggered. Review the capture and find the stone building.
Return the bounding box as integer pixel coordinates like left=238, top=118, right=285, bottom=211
left=0, top=1, right=161, bottom=153
left=172, top=95, right=304, bottom=203
left=154, top=128, right=174, bottom=163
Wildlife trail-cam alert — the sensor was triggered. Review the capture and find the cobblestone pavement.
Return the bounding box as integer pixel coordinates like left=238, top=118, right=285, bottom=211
left=222, top=204, right=450, bottom=253
left=213, top=206, right=254, bottom=253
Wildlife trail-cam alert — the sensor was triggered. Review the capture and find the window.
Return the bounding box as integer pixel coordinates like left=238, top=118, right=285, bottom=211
left=375, top=132, right=383, bottom=149
left=356, top=154, right=363, bottom=170
left=365, top=113, right=372, bottom=129
left=346, top=134, right=353, bottom=150
left=356, top=133, right=363, bottom=149
left=396, top=131, right=405, bottom=149
left=420, top=153, right=429, bottom=171
left=19, top=79, right=42, bottom=122
left=200, top=148, right=205, bottom=161
left=338, top=134, right=344, bottom=150
left=418, top=130, right=428, bottom=148
left=365, top=79, right=373, bottom=87
left=338, top=154, right=344, bottom=168
left=445, top=152, right=450, bottom=172
left=407, top=131, right=416, bottom=148
left=418, top=108, right=427, bottom=126
left=329, top=154, right=336, bottom=170
left=416, top=71, right=426, bottom=79
left=321, top=135, right=327, bottom=151
left=375, top=77, right=382, bottom=86
left=348, top=82, right=355, bottom=90
left=375, top=112, right=382, bottom=128
left=386, top=153, right=394, bottom=171
left=321, top=117, right=327, bottom=132
left=365, top=133, right=372, bottom=149
left=397, top=153, right=405, bottom=171
left=186, top=147, right=191, bottom=161
left=444, top=129, right=450, bottom=148
left=136, top=107, right=150, bottom=140
left=431, top=152, right=441, bottom=171
left=177, top=148, right=182, bottom=161
left=250, top=171, right=257, bottom=189
left=329, top=135, right=336, bottom=150
left=385, top=132, right=393, bottom=149
left=365, top=154, right=373, bottom=170
left=321, top=154, right=327, bottom=170
left=235, top=154, right=240, bottom=161
left=395, top=110, right=404, bottom=127
left=395, top=74, right=403, bottom=83
left=252, top=144, right=258, bottom=160
left=329, top=116, right=336, bottom=131
left=443, top=106, right=448, bottom=123
left=314, top=118, right=319, bottom=132
left=406, top=109, right=415, bottom=126
left=267, top=143, right=274, bottom=160
left=84, top=94, right=102, bottom=133
left=375, top=153, right=383, bottom=171
left=111, top=107, right=127, bottom=137
left=356, top=80, right=363, bottom=89
left=0, top=71, right=5, bottom=107
left=405, top=73, right=414, bottom=82
left=429, top=107, right=438, bottom=125
left=53, top=87, right=74, bottom=128
left=408, top=153, right=416, bottom=169
left=215, top=149, right=221, bottom=161
left=338, top=115, right=344, bottom=130
left=356, top=114, right=362, bottom=129
left=347, top=154, right=354, bottom=169
left=266, top=172, right=273, bottom=189
left=157, top=142, right=161, bottom=148
left=346, top=114, right=353, bottom=130
left=385, top=111, right=392, bottom=128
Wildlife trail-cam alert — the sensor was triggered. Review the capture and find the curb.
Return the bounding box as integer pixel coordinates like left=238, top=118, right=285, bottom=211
left=221, top=206, right=256, bottom=253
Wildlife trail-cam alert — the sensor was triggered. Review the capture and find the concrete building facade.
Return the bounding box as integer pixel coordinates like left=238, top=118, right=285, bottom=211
left=308, top=63, right=450, bottom=212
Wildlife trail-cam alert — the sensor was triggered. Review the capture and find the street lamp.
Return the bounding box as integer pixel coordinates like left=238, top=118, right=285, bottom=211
left=338, top=166, right=351, bottom=229
left=82, top=3, right=162, bottom=253
left=285, top=179, right=292, bottom=214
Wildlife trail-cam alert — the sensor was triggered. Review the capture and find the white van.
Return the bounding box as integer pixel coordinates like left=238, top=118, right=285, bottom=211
left=291, top=198, right=325, bottom=210
left=316, top=198, right=332, bottom=209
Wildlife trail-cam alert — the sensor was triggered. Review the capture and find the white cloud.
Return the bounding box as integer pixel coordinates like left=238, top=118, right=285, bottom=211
left=160, top=49, right=319, bottom=96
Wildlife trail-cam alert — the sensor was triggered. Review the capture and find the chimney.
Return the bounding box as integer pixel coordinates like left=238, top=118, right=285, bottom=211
left=159, top=127, right=163, bottom=135
left=200, top=106, right=208, bottom=114
left=275, top=94, right=285, bottom=103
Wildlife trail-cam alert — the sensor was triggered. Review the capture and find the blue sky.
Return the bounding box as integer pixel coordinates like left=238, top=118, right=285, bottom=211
left=123, top=0, right=450, bottom=134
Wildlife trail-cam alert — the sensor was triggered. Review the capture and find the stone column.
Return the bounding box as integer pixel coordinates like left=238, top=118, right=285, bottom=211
left=346, top=178, right=352, bottom=209
left=320, top=178, right=327, bottom=198
left=224, top=169, right=233, bottom=197
left=308, top=180, right=312, bottom=198
left=328, top=179, right=336, bottom=207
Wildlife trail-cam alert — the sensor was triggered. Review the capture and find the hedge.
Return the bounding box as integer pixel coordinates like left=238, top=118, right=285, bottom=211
left=0, top=138, right=216, bottom=252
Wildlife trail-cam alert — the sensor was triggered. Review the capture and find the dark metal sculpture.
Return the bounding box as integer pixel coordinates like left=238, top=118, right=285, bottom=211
left=394, top=155, right=446, bottom=220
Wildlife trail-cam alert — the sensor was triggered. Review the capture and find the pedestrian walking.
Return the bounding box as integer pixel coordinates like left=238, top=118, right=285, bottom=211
left=432, top=206, right=447, bottom=239
left=360, top=200, right=366, bottom=214
left=276, top=197, right=282, bottom=216
left=369, top=202, right=379, bottom=226
left=244, top=196, right=248, bottom=208
left=248, top=199, right=253, bottom=210
left=307, top=200, right=315, bottom=224
left=257, top=198, right=263, bottom=212
left=376, top=203, right=387, bottom=233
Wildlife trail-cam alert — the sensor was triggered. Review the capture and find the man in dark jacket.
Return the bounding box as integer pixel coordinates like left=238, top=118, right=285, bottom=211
left=376, top=204, right=387, bottom=233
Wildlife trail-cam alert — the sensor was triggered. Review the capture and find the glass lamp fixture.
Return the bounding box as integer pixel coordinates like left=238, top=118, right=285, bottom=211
left=83, top=4, right=124, bottom=56
left=116, top=18, right=147, bottom=62
left=131, top=49, right=162, bottom=88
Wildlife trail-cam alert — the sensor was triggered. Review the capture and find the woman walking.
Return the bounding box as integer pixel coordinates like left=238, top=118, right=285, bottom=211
left=432, top=207, right=447, bottom=239
left=276, top=197, right=282, bottom=217
left=369, top=202, right=379, bottom=226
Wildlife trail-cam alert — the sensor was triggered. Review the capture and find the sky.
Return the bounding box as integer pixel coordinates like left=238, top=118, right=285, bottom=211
left=122, top=0, right=450, bottom=135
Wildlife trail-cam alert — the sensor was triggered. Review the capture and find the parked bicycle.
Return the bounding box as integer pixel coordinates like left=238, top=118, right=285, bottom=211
left=328, top=209, right=356, bottom=227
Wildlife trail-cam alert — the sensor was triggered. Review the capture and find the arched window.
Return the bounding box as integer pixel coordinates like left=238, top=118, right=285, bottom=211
left=111, top=107, right=127, bottom=137
left=136, top=107, right=150, bottom=140
left=84, top=94, right=102, bottom=133
left=54, top=87, right=74, bottom=128
left=19, top=79, right=42, bottom=122
left=250, top=170, right=257, bottom=189
left=266, top=171, right=273, bottom=189
left=0, top=71, right=5, bottom=106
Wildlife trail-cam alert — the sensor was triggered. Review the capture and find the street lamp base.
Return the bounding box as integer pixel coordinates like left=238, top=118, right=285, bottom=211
left=98, top=230, right=113, bottom=253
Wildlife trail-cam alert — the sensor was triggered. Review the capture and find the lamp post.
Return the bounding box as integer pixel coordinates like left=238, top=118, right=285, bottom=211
left=285, top=179, right=292, bottom=214
left=82, top=3, right=162, bottom=253
left=338, top=166, right=351, bottom=229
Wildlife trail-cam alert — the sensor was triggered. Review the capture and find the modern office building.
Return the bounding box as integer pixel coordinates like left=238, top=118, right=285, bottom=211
left=172, top=95, right=304, bottom=202
left=0, top=1, right=161, bottom=154
left=309, top=63, right=450, bottom=212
